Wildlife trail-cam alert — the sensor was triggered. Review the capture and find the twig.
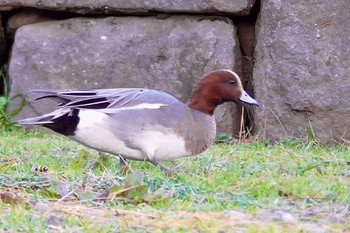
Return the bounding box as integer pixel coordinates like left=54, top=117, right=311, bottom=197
left=239, top=106, right=245, bottom=142
left=54, top=187, right=80, bottom=204
left=114, top=209, right=156, bottom=219
left=118, top=155, right=134, bottom=173
left=337, top=205, right=349, bottom=217
left=340, top=137, right=350, bottom=144
left=2, top=180, right=51, bottom=188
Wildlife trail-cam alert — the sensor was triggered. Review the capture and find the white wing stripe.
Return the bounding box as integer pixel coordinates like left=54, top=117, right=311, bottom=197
left=98, top=103, right=167, bottom=113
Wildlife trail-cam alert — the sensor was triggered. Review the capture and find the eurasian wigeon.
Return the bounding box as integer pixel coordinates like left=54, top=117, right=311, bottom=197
left=19, top=69, right=258, bottom=171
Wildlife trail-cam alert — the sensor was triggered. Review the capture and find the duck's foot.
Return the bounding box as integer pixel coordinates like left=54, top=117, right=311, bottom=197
left=150, top=160, right=177, bottom=175
left=98, top=152, right=110, bottom=160
left=119, top=156, right=133, bottom=175
left=88, top=152, right=110, bottom=169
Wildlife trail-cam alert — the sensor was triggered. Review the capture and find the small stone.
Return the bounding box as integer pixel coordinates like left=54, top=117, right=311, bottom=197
left=275, top=211, right=296, bottom=224
left=223, top=210, right=247, bottom=219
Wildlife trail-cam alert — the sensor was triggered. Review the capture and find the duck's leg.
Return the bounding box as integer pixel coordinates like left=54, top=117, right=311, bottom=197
left=118, top=155, right=133, bottom=174
left=98, top=152, right=109, bottom=160
left=150, top=159, right=175, bottom=174
left=88, top=152, right=110, bottom=169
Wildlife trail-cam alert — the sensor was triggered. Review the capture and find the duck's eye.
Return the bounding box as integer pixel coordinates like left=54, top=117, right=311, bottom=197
left=228, top=80, right=236, bottom=85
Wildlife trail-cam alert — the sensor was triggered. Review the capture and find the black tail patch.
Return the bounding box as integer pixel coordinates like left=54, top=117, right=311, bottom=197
left=43, top=109, right=80, bottom=136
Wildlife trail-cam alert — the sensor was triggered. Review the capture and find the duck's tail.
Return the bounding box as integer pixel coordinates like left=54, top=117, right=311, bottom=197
left=18, top=108, right=71, bottom=125
left=18, top=108, right=80, bottom=136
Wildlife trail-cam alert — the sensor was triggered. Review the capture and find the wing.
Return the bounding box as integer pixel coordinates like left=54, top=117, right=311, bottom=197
left=29, top=88, right=158, bottom=109
left=62, top=88, right=151, bottom=109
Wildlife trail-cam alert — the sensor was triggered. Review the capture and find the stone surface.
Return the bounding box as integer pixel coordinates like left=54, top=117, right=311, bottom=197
left=9, top=16, right=241, bottom=136
left=7, top=9, right=52, bottom=40
left=0, top=0, right=256, bottom=15
left=253, top=0, right=350, bottom=141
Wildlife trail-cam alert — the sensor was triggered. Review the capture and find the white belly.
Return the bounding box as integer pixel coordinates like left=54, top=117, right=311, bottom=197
left=71, top=109, right=190, bottom=162
left=132, top=130, right=190, bottom=162
left=72, top=109, right=144, bottom=160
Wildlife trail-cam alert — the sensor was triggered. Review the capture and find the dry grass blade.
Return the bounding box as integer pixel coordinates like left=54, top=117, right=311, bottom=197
left=2, top=180, right=51, bottom=189
left=340, top=137, right=350, bottom=144
left=239, top=106, right=245, bottom=142
left=268, top=107, right=288, bottom=137
left=55, top=183, right=79, bottom=203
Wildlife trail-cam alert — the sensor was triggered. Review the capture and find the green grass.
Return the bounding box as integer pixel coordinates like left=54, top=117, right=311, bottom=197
left=0, top=68, right=26, bottom=133
left=1, top=129, right=350, bottom=232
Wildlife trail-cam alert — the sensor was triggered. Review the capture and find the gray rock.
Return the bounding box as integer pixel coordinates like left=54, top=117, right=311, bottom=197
left=9, top=16, right=241, bottom=136
left=0, top=0, right=256, bottom=15
left=253, top=0, right=350, bottom=141
left=7, top=9, right=53, bottom=40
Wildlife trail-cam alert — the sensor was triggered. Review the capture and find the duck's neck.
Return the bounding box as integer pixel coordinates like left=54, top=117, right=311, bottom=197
left=186, top=88, right=221, bottom=115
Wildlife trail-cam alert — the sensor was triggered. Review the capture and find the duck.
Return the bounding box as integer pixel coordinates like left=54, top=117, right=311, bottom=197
left=19, top=69, right=258, bottom=171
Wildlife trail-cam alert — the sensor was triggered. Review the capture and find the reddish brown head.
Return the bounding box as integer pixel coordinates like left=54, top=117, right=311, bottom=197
left=187, top=69, right=259, bottom=115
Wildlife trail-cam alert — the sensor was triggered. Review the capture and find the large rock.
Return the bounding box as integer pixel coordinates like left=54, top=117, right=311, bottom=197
left=253, top=0, right=350, bottom=141
left=9, top=16, right=241, bottom=136
left=0, top=0, right=256, bottom=15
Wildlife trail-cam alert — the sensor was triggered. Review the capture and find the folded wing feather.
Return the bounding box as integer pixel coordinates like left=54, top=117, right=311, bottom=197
left=28, top=88, right=150, bottom=110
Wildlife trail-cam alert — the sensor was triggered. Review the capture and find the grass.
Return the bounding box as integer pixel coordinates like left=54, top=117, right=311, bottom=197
left=1, top=129, right=350, bottom=232
left=0, top=68, right=26, bottom=132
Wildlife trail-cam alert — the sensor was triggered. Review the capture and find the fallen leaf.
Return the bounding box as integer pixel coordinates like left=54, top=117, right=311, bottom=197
left=107, top=172, right=156, bottom=203
left=110, top=184, right=148, bottom=198
left=0, top=191, right=24, bottom=205
left=47, top=214, right=64, bottom=227
left=55, top=182, right=71, bottom=198
left=278, top=189, right=290, bottom=197
left=124, top=171, right=144, bottom=188
left=93, top=188, right=110, bottom=201
left=241, top=135, right=258, bottom=144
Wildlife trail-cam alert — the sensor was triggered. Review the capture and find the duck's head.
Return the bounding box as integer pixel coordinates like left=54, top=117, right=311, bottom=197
left=187, top=69, right=259, bottom=115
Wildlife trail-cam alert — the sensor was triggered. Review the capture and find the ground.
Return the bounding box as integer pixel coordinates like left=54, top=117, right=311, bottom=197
left=1, top=129, right=350, bottom=232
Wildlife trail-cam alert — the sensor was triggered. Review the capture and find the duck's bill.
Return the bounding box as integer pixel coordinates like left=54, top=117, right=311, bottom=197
left=239, top=91, right=259, bottom=106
